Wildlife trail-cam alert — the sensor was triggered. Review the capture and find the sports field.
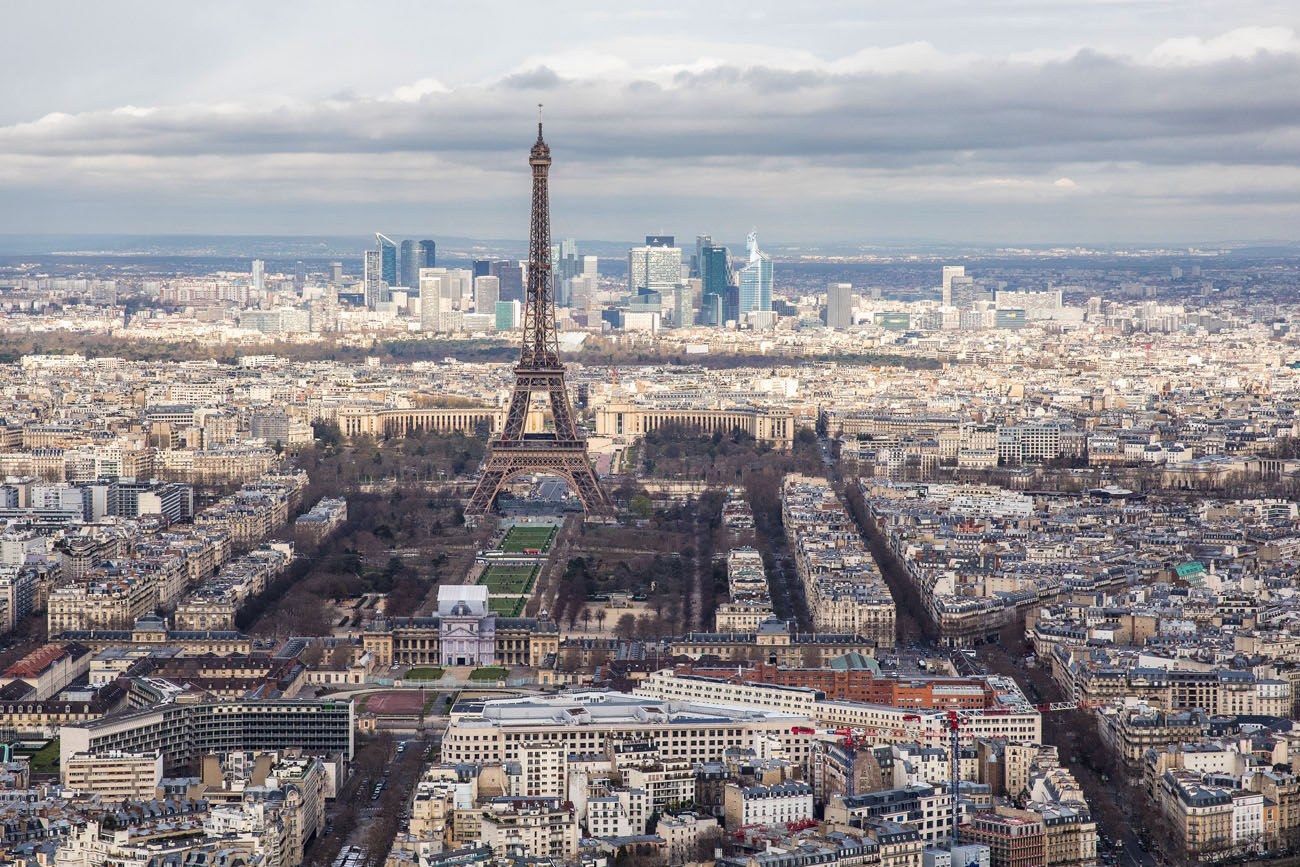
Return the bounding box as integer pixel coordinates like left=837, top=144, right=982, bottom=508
left=365, top=691, right=426, bottom=715
left=478, top=563, right=538, bottom=595
left=499, top=524, right=557, bottom=553
left=488, top=596, right=526, bottom=617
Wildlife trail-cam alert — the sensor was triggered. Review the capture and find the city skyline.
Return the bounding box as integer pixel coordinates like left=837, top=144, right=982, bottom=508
left=3, top=5, right=1300, bottom=865
left=1, top=1, right=1298, bottom=244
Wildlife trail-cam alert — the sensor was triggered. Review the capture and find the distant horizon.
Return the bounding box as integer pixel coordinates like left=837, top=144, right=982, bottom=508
left=1, top=231, right=1298, bottom=261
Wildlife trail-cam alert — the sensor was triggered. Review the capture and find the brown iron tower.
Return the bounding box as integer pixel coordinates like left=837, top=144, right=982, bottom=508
left=464, top=114, right=613, bottom=522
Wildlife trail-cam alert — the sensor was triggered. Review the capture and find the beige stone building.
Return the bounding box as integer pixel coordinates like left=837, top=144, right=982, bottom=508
left=62, top=750, right=163, bottom=799
left=479, top=797, right=579, bottom=859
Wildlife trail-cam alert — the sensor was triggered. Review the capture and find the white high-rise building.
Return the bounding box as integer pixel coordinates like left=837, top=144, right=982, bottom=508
left=582, top=255, right=598, bottom=278
left=568, top=275, right=598, bottom=312
left=737, top=232, right=772, bottom=317
left=251, top=260, right=265, bottom=294
left=363, top=250, right=384, bottom=309
left=674, top=279, right=701, bottom=327
left=826, top=282, right=853, bottom=329
left=416, top=267, right=471, bottom=308
left=628, top=245, right=681, bottom=294
left=474, top=276, right=500, bottom=314
left=419, top=273, right=447, bottom=332
left=444, top=268, right=473, bottom=307
left=941, top=265, right=965, bottom=307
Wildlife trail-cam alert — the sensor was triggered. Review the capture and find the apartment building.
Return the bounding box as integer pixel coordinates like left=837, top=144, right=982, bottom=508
left=959, top=809, right=1046, bottom=867
left=478, top=797, right=579, bottom=859
left=441, top=692, right=815, bottom=772
left=636, top=670, right=1042, bottom=745
left=59, top=699, right=354, bottom=773
left=724, top=781, right=815, bottom=829
left=783, top=475, right=895, bottom=649
left=62, top=750, right=164, bottom=799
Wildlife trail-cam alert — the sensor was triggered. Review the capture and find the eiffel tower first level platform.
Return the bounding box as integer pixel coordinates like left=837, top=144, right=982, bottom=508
left=464, top=114, right=613, bottom=523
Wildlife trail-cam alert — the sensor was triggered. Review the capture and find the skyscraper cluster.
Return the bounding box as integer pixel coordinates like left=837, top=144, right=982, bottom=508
left=352, top=228, right=779, bottom=332
left=607, top=232, right=774, bottom=331
left=363, top=233, right=436, bottom=309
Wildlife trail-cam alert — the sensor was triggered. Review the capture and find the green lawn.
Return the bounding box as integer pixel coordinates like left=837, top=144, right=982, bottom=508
left=478, top=564, right=538, bottom=595
left=499, top=525, right=557, bottom=553
left=488, top=597, right=526, bottom=616
left=25, top=740, right=59, bottom=775
left=405, top=667, right=444, bottom=681
left=469, top=666, right=508, bottom=682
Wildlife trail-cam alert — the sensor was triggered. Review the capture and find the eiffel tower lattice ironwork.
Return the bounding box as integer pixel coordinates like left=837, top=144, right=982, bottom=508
left=464, top=115, right=613, bottom=521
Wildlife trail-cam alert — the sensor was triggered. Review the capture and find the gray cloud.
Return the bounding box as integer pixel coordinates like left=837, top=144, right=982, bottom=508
left=0, top=5, right=1298, bottom=242
left=5, top=50, right=1297, bottom=166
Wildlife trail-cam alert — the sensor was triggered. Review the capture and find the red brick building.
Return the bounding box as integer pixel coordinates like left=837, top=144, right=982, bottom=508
left=960, top=809, right=1047, bottom=867
left=673, top=661, right=995, bottom=709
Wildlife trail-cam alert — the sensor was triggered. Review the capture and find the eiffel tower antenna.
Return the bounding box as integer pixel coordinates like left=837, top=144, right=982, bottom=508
left=464, top=116, right=613, bottom=523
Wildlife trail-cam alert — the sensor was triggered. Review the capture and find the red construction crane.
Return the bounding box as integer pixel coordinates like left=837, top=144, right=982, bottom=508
left=792, top=702, right=1089, bottom=847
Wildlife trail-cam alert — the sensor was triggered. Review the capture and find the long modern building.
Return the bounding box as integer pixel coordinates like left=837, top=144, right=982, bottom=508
left=59, top=698, right=354, bottom=773
left=635, top=670, right=1042, bottom=744
left=441, top=691, right=817, bottom=770
left=667, top=662, right=998, bottom=709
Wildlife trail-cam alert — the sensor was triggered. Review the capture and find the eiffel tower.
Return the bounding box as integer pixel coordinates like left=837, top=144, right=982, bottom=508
left=464, top=113, right=613, bottom=522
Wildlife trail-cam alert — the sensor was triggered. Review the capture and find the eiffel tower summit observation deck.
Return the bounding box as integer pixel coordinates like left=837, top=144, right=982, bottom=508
left=464, top=113, right=613, bottom=525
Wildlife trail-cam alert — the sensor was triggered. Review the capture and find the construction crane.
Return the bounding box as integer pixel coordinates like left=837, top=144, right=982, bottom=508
left=796, top=701, right=1093, bottom=850
left=945, top=710, right=961, bottom=848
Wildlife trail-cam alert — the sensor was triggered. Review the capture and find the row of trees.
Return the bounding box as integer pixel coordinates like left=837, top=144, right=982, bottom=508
left=251, top=481, right=472, bottom=637
left=297, top=425, right=487, bottom=497
left=7, top=330, right=940, bottom=374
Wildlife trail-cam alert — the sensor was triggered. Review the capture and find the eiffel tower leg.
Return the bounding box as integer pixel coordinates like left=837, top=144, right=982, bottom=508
left=465, top=465, right=508, bottom=522
left=501, top=385, right=532, bottom=441
left=562, top=457, right=613, bottom=517
left=547, top=382, right=579, bottom=442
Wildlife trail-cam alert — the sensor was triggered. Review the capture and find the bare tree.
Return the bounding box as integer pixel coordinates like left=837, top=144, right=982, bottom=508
left=298, top=642, right=325, bottom=667
left=329, top=641, right=354, bottom=668
left=615, top=613, right=638, bottom=640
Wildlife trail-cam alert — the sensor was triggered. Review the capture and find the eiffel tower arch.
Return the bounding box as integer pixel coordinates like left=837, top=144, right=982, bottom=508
left=464, top=115, right=614, bottom=523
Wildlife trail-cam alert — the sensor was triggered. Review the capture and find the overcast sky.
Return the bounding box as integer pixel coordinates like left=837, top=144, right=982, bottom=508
left=2, top=0, right=1299, bottom=245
